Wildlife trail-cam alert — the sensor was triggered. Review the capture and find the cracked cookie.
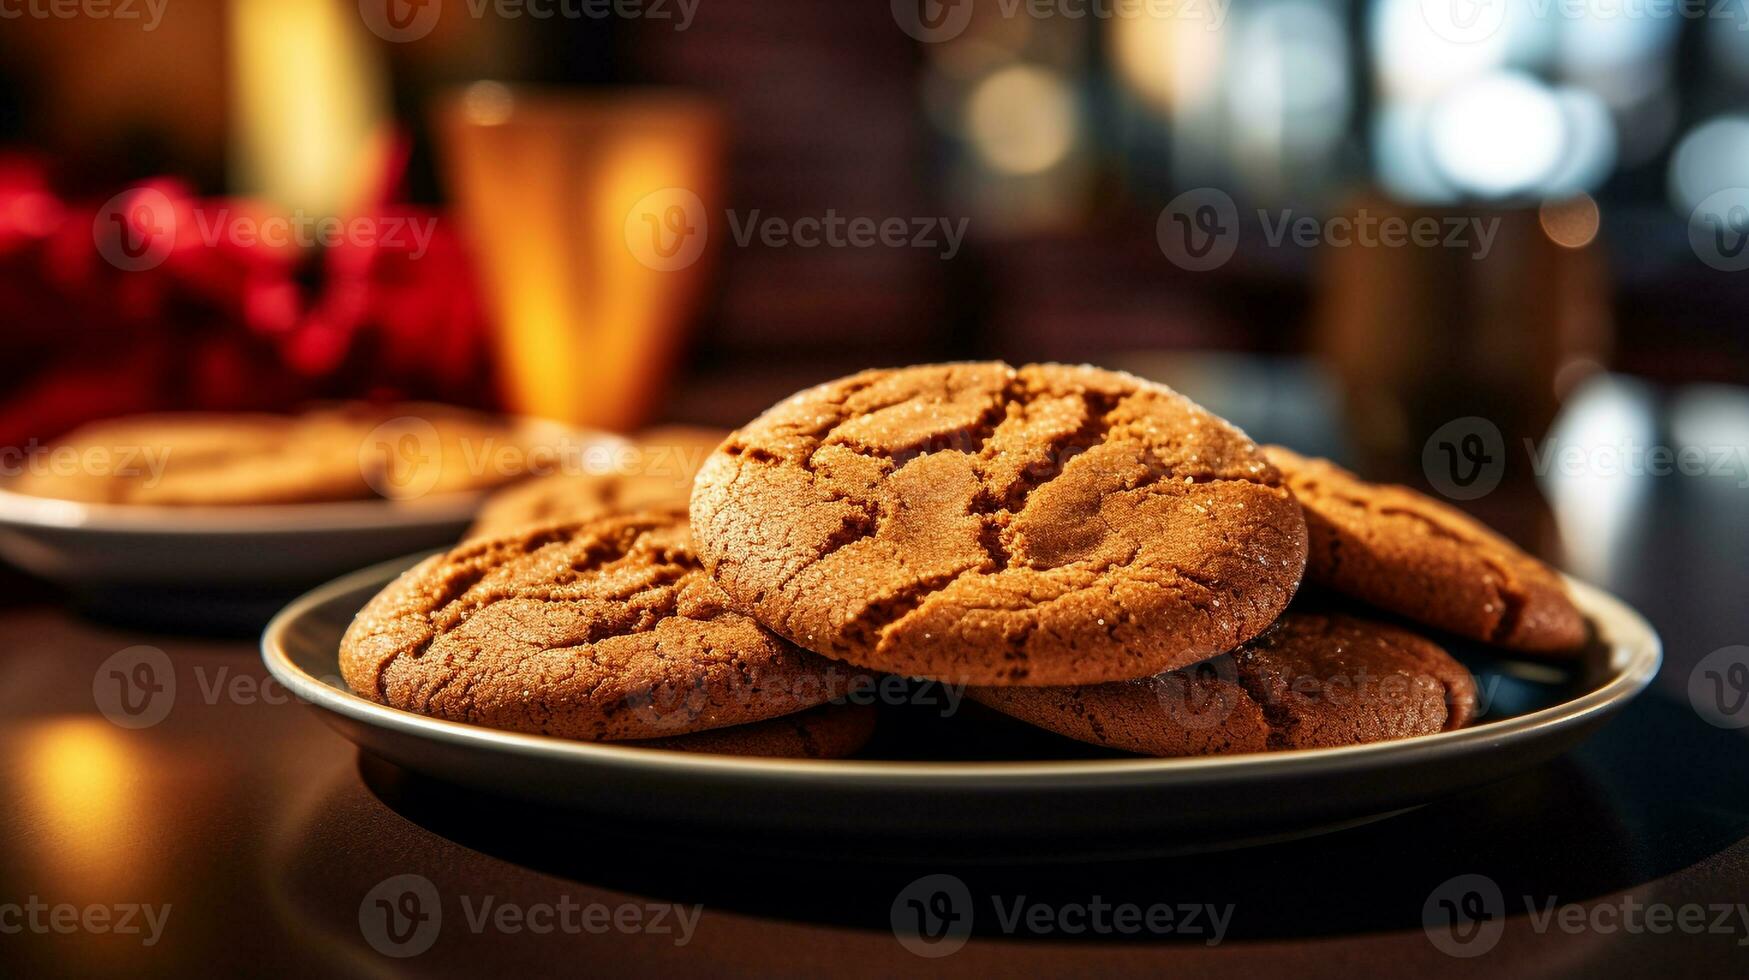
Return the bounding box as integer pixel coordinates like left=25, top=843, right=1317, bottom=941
left=339, top=510, right=864, bottom=740
left=1265, top=446, right=1586, bottom=653
left=969, top=612, right=1477, bottom=756
left=468, top=427, right=727, bottom=539
left=630, top=701, right=877, bottom=758
left=690, top=362, right=1310, bottom=686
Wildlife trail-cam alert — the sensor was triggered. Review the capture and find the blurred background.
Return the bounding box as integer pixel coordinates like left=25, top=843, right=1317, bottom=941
left=1, top=0, right=1746, bottom=591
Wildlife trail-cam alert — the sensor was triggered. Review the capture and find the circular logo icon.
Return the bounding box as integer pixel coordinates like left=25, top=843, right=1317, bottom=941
left=1688, top=188, right=1749, bottom=273
left=360, top=417, right=444, bottom=501
left=93, top=645, right=175, bottom=729
left=1689, top=646, right=1749, bottom=730
left=1156, top=188, right=1239, bottom=273
left=360, top=874, right=442, bottom=958
left=1150, top=655, right=1243, bottom=731
left=891, top=873, right=973, bottom=958
left=93, top=188, right=177, bottom=272
left=1422, top=417, right=1506, bottom=501
left=1419, top=0, right=1509, bottom=46
left=624, top=187, right=709, bottom=272
left=1423, top=873, right=1505, bottom=957
left=359, top=0, right=442, bottom=43
left=891, top=0, right=975, bottom=43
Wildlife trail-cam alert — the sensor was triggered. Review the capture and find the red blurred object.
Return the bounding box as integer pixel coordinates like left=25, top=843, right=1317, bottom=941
left=0, top=146, right=500, bottom=448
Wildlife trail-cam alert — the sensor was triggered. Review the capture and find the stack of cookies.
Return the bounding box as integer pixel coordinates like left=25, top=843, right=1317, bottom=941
left=339, top=363, right=1588, bottom=760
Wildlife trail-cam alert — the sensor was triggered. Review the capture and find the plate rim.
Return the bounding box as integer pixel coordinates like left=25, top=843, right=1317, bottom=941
left=260, top=558, right=1662, bottom=787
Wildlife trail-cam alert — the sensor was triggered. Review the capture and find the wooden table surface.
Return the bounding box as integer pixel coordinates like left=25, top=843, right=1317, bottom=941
left=1, top=437, right=1745, bottom=977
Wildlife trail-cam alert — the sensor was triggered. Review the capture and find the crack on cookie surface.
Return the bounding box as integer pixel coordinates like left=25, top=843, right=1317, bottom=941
left=692, top=363, right=1309, bottom=685
left=338, top=510, right=858, bottom=740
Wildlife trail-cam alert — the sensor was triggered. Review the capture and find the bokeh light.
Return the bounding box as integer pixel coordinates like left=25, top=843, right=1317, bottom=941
left=967, top=65, right=1078, bottom=176
left=1427, top=72, right=1564, bottom=198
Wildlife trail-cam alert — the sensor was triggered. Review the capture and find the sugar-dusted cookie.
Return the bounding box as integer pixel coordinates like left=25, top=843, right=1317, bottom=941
left=1265, top=446, right=1585, bottom=653
left=339, top=511, right=863, bottom=740
left=690, top=362, right=1309, bottom=686
left=970, top=613, right=1477, bottom=756
left=467, top=426, right=726, bottom=539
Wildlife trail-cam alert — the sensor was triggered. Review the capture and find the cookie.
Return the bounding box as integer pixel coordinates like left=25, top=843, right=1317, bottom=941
left=690, top=362, right=1309, bottom=686
left=1264, top=446, right=1585, bottom=653
left=970, top=612, right=1477, bottom=757
left=339, top=510, right=862, bottom=740
left=630, top=701, right=877, bottom=758
left=468, top=426, right=726, bottom=539
left=6, top=403, right=529, bottom=506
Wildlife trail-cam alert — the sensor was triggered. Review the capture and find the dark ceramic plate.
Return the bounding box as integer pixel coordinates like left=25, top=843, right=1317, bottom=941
left=261, top=556, right=1660, bottom=860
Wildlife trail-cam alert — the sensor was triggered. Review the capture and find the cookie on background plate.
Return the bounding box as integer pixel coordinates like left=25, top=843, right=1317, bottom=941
left=970, top=612, right=1478, bottom=757
left=690, top=362, right=1309, bottom=687
left=1264, top=446, right=1586, bottom=654
left=630, top=701, right=877, bottom=758
left=468, top=426, right=727, bottom=539
left=339, top=510, right=864, bottom=741
left=5, top=403, right=530, bottom=506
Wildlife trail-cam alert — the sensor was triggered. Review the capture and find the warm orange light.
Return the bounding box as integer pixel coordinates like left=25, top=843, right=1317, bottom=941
left=21, top=719, right=145, bottom=896
left=231, top=0, right=391, bottom=215
left=435, top=90, right=723, bottom=431
left=1539, top=194, right=1601, bottom=249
